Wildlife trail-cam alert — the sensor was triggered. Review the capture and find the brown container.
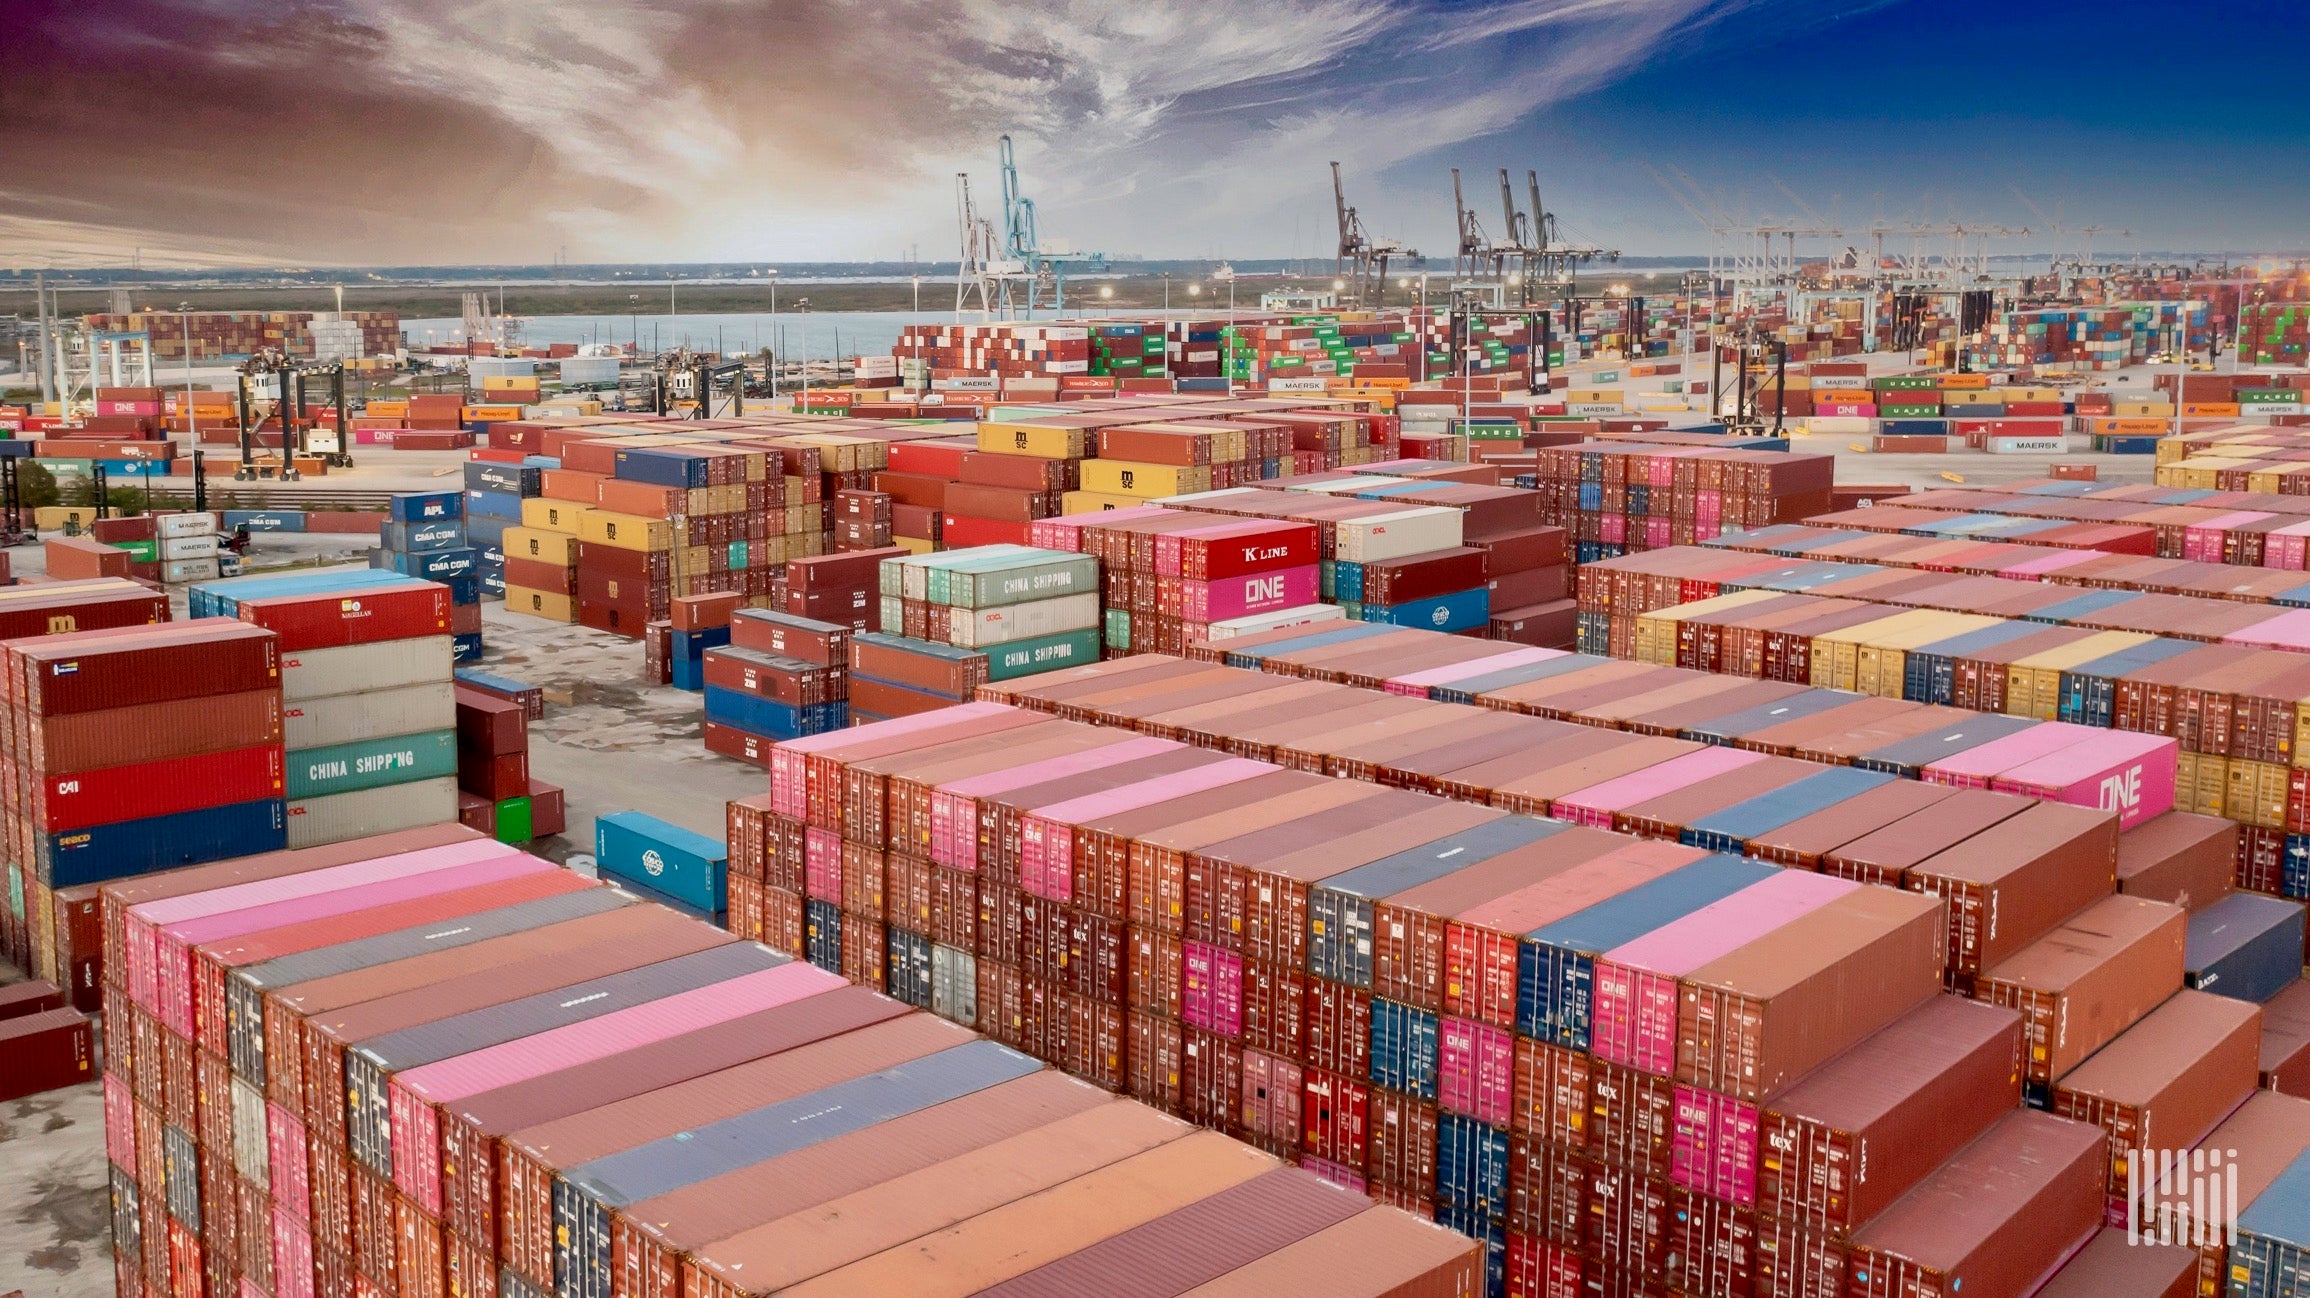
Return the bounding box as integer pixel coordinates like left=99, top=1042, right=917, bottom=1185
left=1971, top=894, right=2187, bottom=1093
left=30, top=689, right=282, bottom=775
left=2264, top=979, right=2310, bottom=1096
left=2115, top=812, right=2237, bottom=910
left=1588, top=1058, right=1678, bottom=1179
left=0, top=1006, right=95, bottom=1100
left=1137, top=679, right=1353, bottom=746
left=1164, top=1204, right=1483, bottom=1298
left=1617, top=679, right=1809, bottom=738
left=2050, top=989, right=2260, bottom=1212
left=1818, top=789, right=2033, bottom=886
left=1066, top=770, right=1316, bottom=923
left=1486, top=733, right=1708, bottom=817
left=1905, top=801, right=2119, bottom=979
left=2158, top=1090, right=2310, bottom=1296
left=1745, top=781, right=1960, bottom=870
left=1128, top=778, right=1381, bottom=936
left=1368, top=825, right=1625, bottom=1011
left=496, top=1014, right=973, bottom=1291
left=857, top=719, right=1108, bottom=854
left=620, top=1072, right=1125, bottom=1296
left=1756, top=995, right=2022, bottom=1239
left=692, top=1129, right=1272, bottom=1297
left=1352, top=712, right=1577, bottom=790
left=2034, top=1227, right=2195, bottom=1298
left=1677, top=887, right=1946, bottom=1103
left=1844, top=1109, right=2105, bottom=1298
left=975, top=748, right=1228, bottom=883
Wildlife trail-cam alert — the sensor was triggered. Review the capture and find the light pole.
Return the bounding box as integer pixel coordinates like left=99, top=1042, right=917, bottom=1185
left=1162, top=272, right=1171, bottom=317
left=628, top=295, right=639, bottom=354
left=177, top=302, right=195, bottom=445
left=768, top=269, right=779, bottom=400
left=669, top=276, right=677, bottom=317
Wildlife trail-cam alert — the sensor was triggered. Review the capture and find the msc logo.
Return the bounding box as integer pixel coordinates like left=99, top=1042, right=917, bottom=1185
left=1430, top=605, right=1451, bottom=627
left=642, top=849, right=667, bottom=877
left=1014, top=432, right=1030, bottom=450
left=1120, top=470, right=1136, bottom=489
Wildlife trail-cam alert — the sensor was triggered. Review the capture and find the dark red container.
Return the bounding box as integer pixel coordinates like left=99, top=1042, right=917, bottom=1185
left=14, top=620, right=279, bottom=714
left=236, top=583, right=451, bottom=650
left=453, top=688, right=526, bottom=756
left=0, top=1007, right=95, bottom=1100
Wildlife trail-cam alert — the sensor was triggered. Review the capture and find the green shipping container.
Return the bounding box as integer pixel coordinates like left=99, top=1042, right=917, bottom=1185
left=288, top=730, right=459, bottom=800
left=986, top=628, right=1103, bottom=681
left=113, top=540, right=159, bottom=562
left=494, top=796, right=533, bottom=845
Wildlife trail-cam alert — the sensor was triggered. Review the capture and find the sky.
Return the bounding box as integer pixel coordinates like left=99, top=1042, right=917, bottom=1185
left=5, top=0, right=2308, bottom=269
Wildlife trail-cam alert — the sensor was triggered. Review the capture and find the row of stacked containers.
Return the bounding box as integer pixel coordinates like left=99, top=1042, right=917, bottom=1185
left=94, top=821, right=1481, bottom=1298
left=720, top=608, right=2310, bottom=1298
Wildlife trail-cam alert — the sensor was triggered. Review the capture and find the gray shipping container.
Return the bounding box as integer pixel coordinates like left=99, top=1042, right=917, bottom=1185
left=286, top=776, right=461, bottom=849
left=1307, top=817, right=1565, bottom=989
left=932, top=944, right=977, bottom=1027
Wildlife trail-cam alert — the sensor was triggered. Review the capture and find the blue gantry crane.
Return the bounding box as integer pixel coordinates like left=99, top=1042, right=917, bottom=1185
left=998, top=134, right=1106, bottom=314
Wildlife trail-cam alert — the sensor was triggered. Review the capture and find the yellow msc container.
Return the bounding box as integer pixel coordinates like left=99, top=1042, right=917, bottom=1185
left=2001, top=632, right=2152, bottom=720
left=502, top=586, right=576, bottom=623
left=577, top=509, right=674, bottom=552
left=500, top=526, right=577, bottom=566
left=976, top=422, right=1094, bottom=460
left=1077, top=460, right=1212, bottom=499
left=1063, top=491, right=1150, bottom=514
left=1854, top=612, right=2006, bottom=699
left=1810, top=609, right=1941, bottom=693
left=519, top=499, right=593, bottom=534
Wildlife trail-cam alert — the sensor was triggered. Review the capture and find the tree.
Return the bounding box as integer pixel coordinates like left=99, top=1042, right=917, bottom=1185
left=15, top=459, right=57, bottom=509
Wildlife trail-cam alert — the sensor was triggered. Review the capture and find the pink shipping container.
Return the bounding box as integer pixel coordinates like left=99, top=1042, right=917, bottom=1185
left=104, top=1072, right=136, bottom=1169
left=1019, top=758, right=1276, bottom=902
left=153, top=850, right=551, bottom=1044
left=1918, top=722, right=2102, bottom=789
left=266, top=1101, right=310, bottom=1225
left=1437, top=1016, right=1514, bottom=1126
left=1183, top=940, right=1247, bottom=1038
left=1239, top=1048, right=1302, bottom=1150
left=2224, top=607, right=2310, bottom=651
left=125, top=838, right=515, bottom=1031
left=1590, top=870, right=1856, bottom=1075
left=385, top=961, right=845, bottom=1214
left=1382, top=646, right=1562, bottom=698
left=1989, top=732, right=2177, bottom=830
left=1175, top=565, right=1320, bottom=622
left=1551, top=746, right=1765, bottom=829
left=929, top=736, right=1179, bottom=870
left=1671, top=1083, right=1763, bottom=1205
left=803, top=825, right=842, bottom=901
left=1995, top=548, right=2101, bottom=580
left=1298, top=1156, right=1366, bottom=1194
left=2183, top=512, right=2275, bottom=562
left=769, top=701, right=1013, bottom=820
left=271, top=1205, right=314, bottom=1298
left=2268, top=520, right=2310, bottom=571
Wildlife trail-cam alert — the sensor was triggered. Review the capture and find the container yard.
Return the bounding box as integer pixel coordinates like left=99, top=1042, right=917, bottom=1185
left=13, top=6, right=2310, bottom=1294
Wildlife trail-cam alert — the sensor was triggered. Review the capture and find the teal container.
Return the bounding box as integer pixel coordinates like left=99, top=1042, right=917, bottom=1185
left=288, top=730, right=458, bottom=799
left=985, top=628, right=1102, bottom=681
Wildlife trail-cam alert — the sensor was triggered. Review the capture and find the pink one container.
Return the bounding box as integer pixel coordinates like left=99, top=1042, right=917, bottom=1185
left=1175, top=565, right=1320, bottom=623
left=1017, top=757, right=1275, bottom=902
left=1995, top=548, right=2101, bottom=580
left=2266, top=519, right=2310, bottom=571
left=271, top=1205, right=315, bottom=1298
left=387, top=961, right=844, bottom=1215
left=1182, top=940, right=1245, bottom=1038
left=1550, top=746, right=1764, bottom=829
left=1239, top=1048, right=1303, bottom=1149
left=1917, top=721, right=2101, bottom=789
left=1672, top=1083, right=1764, bottom=1205
left=1383, top=646, right=1566, bottom=698
left=928, top=735, right=1179, bottom=870
left=1438, top=1016, right=1515, bottom=1126
left=1589, top=870, right=1856, bottom=1076
left=1990, top=731, right=2179, bottom=830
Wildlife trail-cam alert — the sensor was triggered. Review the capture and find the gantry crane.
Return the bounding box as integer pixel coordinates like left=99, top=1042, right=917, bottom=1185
left=998, top=134, right=1105, bottom=314
left=1332, top=161, right=1417, bottom=306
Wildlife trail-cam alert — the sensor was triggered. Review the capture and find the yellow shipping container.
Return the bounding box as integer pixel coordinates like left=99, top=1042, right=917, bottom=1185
left=519, top=499, right=593, bottom=534
left=893, top=535, right=936, bottom=556
left=1855, top=612, right=2005, bottom=699
left=1078, top=460, right=1212, bottom=499
left=1811, top=610, right=1938, bottom=693
left=1064, top=490, right=1150, bottom=514
left=481, top=375, right=535, bottom=391
left=500, top=526, right=578, bottom=566
left=576, top=509, right=673, bottom=552
left=2003, top=632, right=2153, bottom=721
left=2111, top=400, right=2176, bottom=418
left=33, top=506, right=98, bottom=532
left=2225, top=757, right=2290, bottom=830
left=1635, top=590, right=1783, bottom=667
left=975, top=422, right=1089, bottom=461
left=502, top=586, right=577, bottom=623
left=467, top=404, right=524, bottom=422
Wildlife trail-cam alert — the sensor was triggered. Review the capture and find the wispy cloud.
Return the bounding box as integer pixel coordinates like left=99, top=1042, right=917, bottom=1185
left=0, top=0, right=1762, bottom=265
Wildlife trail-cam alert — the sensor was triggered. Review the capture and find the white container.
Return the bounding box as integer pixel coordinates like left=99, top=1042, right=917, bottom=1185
left=285, top=776, right=458, bottom=849
left=157, top=511, right=219, bottom=539
left=556, top=356, right=620, bottom=386
left=947, top=592, right=1101, bottom=649
left=162, top=534, right=220, bottom=560
left=1805, top=416, right=1873, bottom=436
left=283, top=681, right=457, bottom=750
left=1205, top=603, right=1346, bottom=640
left=281, top=636, right=455, bottom=702
left=230, top=1076, right=270, bottom=1188
left=1333, top=507, right=1464, bottom=563
left=162, top=558, right=221, bottom=585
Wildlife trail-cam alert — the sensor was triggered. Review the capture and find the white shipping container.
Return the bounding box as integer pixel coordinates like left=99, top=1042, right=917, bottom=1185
left=1805, top=416, right=1873, bottom=436
left=162, top=559, right=221, bottom=585
left=931, top=943, right=977, bottom=1027
left=282, top=681, right=457, bottom=750
left=1205, top=603, right=1346, bottom=640
left=1810, top=374, right=1870, bottom=390
left=947, top=592, right=1101, bottom=649
left=281, top=636, right=455, bottom=702
left=1333, top=507, right=1464, bottom=563
left=157, top=511, right=219, bottom=539
left=284, top=776, right=458, bottom=850
left=230, top=1076, right=270, bottom=1189
left=1987, top=436, right=2067, bottom=454
left=161, top=535, right=220, bottom=560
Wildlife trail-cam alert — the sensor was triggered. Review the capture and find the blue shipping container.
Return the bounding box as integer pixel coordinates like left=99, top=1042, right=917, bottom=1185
left=2186, top=893, right=2305, bottom=1003
left=40, top=798, right=287, bottom=889
left=886, top=930, right=932, bottom=1009
left=463, top=515, right=512, bottom=548
left=451, top=633, right=485, bottom=663
left=381, top=520, right=467, bottom=552
left=389, top=491, right=463, bottom=523
left=1437, top=1114, right=1510, bottom=1217
left=374, top=545, right=477, bottom=581
left=1852, top=715, right=2039, bottom=779
left=1679, top=689, right=1853, bottom=747
left=1362, top=587, right=1490, bottom=634
left=594, top=811, right=728, bottom=916
left=188, top=567, right=419, bottom=619
left=1434, top=1204, right=1507, bottom=1298
left=805, top=898, right=842, bottom=975
left=611, top=447, right=709, bottom=488
left=463, top=489, right=527, bottom=521
left=465, top=462, right=543, bottom=496
left=1516, top=854, right=1774, bottom=1049
left=1220, top=620, right=1396, bottom=668
left=1308, top=818, right=1565, bottom=989
left=1369, top=998, right=1440, bottom=1101
left=2229, top=1146, right=2310, bottom=1298
left=1681, top=767, right=1895, bottom=854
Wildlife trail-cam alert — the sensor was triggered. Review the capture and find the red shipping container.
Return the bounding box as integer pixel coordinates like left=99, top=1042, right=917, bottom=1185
left=1238, top=1048, right=1302, bottom=1156
left=38, top=744, right=284, bottom=832
left=237, top=584, right=451, bottom=650
left=0, top=1007, right=94, bottom=1099
left=1368, top=1087, right=1440, bottom=1195
left=1301, top=1067, right=1368, bottom=1168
